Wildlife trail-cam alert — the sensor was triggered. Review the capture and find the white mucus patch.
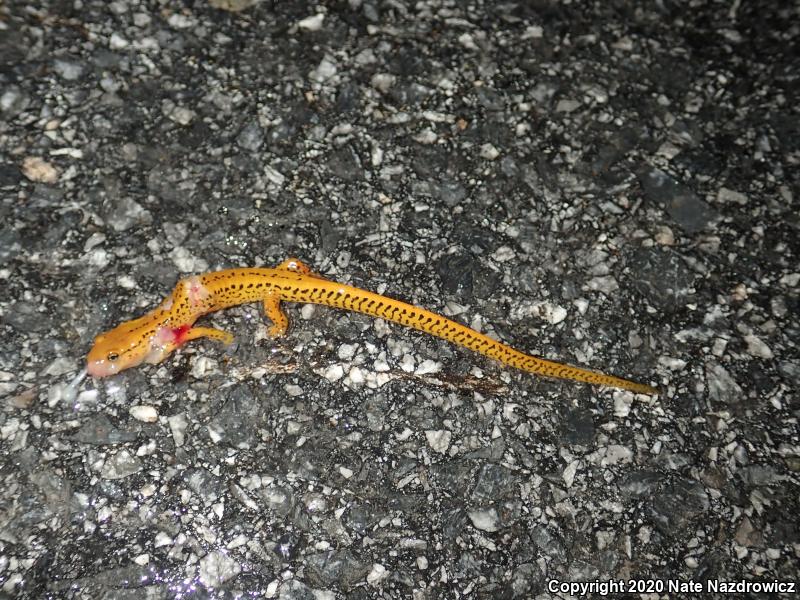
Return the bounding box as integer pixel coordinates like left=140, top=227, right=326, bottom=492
left=186, top=276, right=211, bottom=307
left=144, top=327, right=175, bottom=364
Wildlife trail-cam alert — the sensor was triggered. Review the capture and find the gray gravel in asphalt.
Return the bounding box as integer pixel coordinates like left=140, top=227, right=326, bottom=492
left=1, top=1, right=798, bottom=598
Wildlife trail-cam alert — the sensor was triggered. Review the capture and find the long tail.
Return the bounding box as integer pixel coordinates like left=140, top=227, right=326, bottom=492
left=298, top=281, right=657, bottom=394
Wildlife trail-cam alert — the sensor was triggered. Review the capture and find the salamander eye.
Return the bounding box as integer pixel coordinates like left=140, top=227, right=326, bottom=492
left=107, top=352, right=119, bottom=362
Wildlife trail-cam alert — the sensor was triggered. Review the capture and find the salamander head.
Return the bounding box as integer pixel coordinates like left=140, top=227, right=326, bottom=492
left=87, top=304, right=182, bottom=377
left=87, top=291, right=184, bottom=377
left=87, top=316, right=154, bottom=377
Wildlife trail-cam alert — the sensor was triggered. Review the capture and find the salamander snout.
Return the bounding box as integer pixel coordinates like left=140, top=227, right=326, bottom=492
left=86, top=334, right=123, bottom=377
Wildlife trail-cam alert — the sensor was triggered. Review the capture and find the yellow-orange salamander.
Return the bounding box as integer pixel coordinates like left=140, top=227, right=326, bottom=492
left=87, top=258, right=657, bottom=394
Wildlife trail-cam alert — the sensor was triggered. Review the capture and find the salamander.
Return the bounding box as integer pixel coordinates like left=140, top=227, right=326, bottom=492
left=86, top=258, right=657, bottom=394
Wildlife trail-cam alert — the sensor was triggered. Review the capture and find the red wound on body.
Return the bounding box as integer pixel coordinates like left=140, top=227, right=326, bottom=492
left=172, top=324, right=192, bottom=345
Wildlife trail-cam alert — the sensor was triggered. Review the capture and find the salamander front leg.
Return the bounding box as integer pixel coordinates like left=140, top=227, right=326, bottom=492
left=144, top=325, right=235, bottom=365
left=180, top=327, right=235, bottom=346
left=263, top=295, right=289, bottom=337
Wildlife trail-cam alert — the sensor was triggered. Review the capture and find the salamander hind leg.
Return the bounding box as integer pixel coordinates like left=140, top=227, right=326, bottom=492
left=263, top=295, right=289, bottom=337
left=277, top=258, right=312, bottom=275
left=277, top=257, right=326, bottom=280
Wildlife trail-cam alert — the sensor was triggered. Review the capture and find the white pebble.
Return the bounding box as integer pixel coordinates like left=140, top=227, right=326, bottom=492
left=654, top=226, right=675, bottom=245
left=168, top=413, right=188, bottom=447
left=172, top=106, right=195, bottom=125
left=399, top=354, right=415, bottom=373
left=324, top=364, right=344, bottom=382
left=425, top=430, right=451, bottom=454
left=311, top=57, right=337, bottom=82
left=413, top=129, right=438, bottom=144
left=717, top=187, right=748, bottom=205
left=371, top=73, right=396, bottom=93
left=743, top=334, right=773, bottom=359
left=373, top=355, right=390, bottom=372
left=366, top=563, right=388, bottom=585
left=22, top=156, right=58, bottom=183
left=479, top=143, right=499, bottom=160
left=533, top=301, right=567, bottom=324
left=492, top=245, right=515, bottom=262
left=75, top=387, right=98, bottom=408
left=198, top=551, right=241, bottom=588
left=467, top=507, right=500, bottom=532
left=779, top=272, right=799, bottom=287
left=415, top=359, right=441, bottom=375
left=167, top=13, right=195, bottom=29
left=601, top=445, right=634, bottom=465
left=562, top=460, right=578, bottom=487
left=109, top=32, right=129, bottom=50
left=337, top=344, right=357, bottom=360
left=297, top=13, right=324, bottom=31
left=130, top=405, right=158, bottom=423
left=658, top=356, right=688, bottom=370
left=284, top=384, right=304, bottom=397
left=613, top=393, right=633, bottom=418
left=348, top=366, right=364, bottom=384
